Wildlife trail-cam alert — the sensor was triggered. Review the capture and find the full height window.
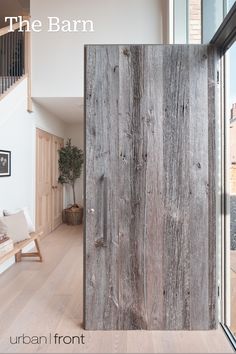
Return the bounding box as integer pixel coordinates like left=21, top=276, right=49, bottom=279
left=188, top=0, right=201, bottom=43
left=173, top=0, right=236, bottom=346
left=225, top=40, right=236, bottom=339
left=206, top=0, right=236, bottom=347
left=173, top=0, right=201, bottom=43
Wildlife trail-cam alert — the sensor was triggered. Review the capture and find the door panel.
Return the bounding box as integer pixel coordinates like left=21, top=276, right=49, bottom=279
left=36, top=129, right=64, bottom=236
left=85, top=45, right=218, bottom=330
left=36, top=129, right=52, bottom=236
left=52, top=135, right=64, bottom=230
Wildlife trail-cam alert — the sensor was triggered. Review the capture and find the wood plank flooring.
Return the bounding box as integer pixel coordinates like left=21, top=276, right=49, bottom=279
left=0, top=224, right=233, bottom=353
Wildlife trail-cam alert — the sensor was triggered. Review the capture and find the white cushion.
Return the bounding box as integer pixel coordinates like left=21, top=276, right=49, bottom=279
left=0, top=211, right=30, bottom=243
left=3, top=207, right=35, bottom=233
left=0, top=219, right=7, bottom=235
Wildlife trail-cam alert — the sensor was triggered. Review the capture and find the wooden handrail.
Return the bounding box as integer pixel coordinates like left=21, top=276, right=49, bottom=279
left=0, top=21, right=27, bottom=37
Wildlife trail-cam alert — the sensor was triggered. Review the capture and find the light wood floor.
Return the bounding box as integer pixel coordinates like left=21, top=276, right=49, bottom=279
left=0, top=224, right=233, bottom=353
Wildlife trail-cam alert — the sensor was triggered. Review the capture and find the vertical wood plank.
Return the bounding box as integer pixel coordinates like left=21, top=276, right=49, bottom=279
left=85, top=45, right=120, bottom=329
left=207, top=45, right=218, bottom=329
left=189, top=45, right=209, bottom=329
left=143, top=46, right=164, bottom=329
left=118, top=45, right=147, bottom=329
left=162, top=46, right=191, bottom=330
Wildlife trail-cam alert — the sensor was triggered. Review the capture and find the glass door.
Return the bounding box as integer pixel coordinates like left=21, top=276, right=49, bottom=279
left=204, top=0, right=236, bottom=345
left=226, top=41, right=236, bottom=337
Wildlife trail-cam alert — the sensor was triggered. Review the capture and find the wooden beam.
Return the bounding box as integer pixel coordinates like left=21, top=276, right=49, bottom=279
left=21, top=252, right=41, bottom=258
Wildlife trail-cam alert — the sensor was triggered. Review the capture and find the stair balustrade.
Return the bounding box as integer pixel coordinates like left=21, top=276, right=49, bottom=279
left=0, top=22, right=28, bottom=97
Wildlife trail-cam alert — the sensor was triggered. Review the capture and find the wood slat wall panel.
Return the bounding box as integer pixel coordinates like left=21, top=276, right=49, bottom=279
left=189, top=46, right=209, bottom=329
left=85, top=45, right=217, bottom=330
left=144, top=46, right=164, bottom=330
left=162, top=46, right=191, bottom=330
left=207, top=45, right=218, bottom=329
left=84, top=46, right=120, bottom=330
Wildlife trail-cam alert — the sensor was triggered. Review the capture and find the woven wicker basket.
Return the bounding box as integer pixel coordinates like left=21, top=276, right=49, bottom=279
left=62, top=207, right=83, bottom=225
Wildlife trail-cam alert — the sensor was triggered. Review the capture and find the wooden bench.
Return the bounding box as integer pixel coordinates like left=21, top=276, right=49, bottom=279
left=0, top=232, right=43, bottom=265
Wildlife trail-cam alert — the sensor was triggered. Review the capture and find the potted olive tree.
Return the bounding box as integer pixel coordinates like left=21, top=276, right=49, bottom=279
left=58, top=139, right=84, bottom=225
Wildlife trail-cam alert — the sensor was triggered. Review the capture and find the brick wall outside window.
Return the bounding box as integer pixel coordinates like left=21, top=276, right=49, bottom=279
left=189, top=0, right=201, bottom=44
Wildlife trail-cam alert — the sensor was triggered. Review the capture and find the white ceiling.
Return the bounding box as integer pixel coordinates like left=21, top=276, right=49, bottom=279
left=33, top=97, right=84, bottom=123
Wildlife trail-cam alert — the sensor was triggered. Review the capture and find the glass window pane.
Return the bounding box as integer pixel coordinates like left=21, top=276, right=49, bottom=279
left=188, top=0, right=202, bottom=43
left=173, top=0, right=202, bottom=44
left=202, top=0, right=224, bottom=43
left=174, top=0, right=235, bottom=44
left=174, top=0, right=188, bottom=43
left=225, top=0, right=236, bottom=15
left=226, top=41, right=236, bottom=337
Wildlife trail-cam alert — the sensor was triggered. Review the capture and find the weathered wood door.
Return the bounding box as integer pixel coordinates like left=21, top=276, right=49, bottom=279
left=84, top=45, right=218, bottom=330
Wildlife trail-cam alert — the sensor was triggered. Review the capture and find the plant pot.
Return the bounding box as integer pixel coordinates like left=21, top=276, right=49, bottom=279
left=62, top=206, right=83, bottom=225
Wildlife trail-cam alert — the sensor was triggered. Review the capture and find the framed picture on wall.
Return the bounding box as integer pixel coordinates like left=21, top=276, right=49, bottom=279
left=0, top=150, right=11, bottom=177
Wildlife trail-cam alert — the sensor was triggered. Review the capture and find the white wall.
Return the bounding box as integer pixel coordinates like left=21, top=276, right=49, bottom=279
left=32, top=101, right=66, bottom=139
left=31, top=0, right=168, bottom=97
left=64, top=122, right=84, bottom=206
left=0, top=79, right=65, bottom=225
left=0, top=79, right=66, bottom=272
left=0, top=80, right=34, bottom=274
left=0, top=80, right=35, bottom=218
